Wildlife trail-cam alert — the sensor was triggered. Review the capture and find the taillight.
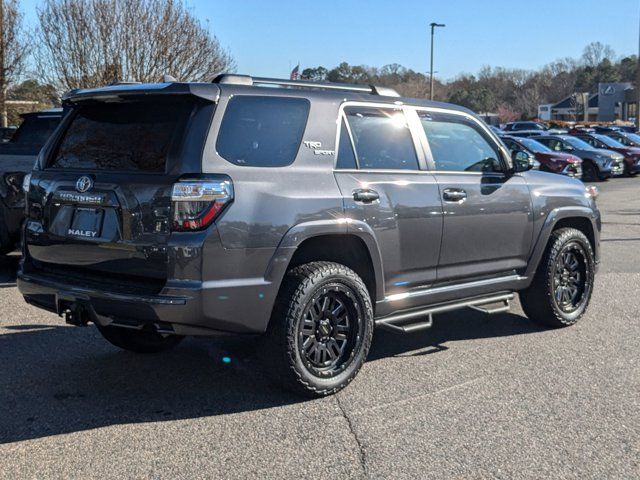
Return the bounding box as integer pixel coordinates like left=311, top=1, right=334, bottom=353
left=171, top=177, right=233, bottom=232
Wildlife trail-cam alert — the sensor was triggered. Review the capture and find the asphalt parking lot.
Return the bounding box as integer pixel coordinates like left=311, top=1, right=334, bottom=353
left=0, top=178, right=639, bottom=479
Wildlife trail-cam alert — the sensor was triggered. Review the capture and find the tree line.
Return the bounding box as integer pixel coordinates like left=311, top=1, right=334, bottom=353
left=302, top=42, right=637, bottom=121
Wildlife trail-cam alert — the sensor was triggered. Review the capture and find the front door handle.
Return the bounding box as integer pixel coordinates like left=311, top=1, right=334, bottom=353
left=353, top=188, right=380, bottom=203
left=442, top=188, right=467, bottom=202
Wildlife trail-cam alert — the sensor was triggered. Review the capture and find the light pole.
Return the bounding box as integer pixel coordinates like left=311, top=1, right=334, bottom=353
left=429, top=22, right=445, bottom=101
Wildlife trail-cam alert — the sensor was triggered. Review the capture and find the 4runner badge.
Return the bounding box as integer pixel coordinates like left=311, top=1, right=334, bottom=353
left=76, top=176, right=93, bottom=193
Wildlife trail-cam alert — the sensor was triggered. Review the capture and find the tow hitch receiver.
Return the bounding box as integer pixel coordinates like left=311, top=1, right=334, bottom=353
left=63, top=305, right=91, bottom=326
left=58, top=301, right=91, bottom=327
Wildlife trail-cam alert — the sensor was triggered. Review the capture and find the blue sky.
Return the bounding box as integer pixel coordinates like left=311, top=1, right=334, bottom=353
left=20, top=0, right=640, bottom=80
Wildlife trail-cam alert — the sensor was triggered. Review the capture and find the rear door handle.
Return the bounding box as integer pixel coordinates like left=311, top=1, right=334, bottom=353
left=353, top=188, right=379, bottom=203
left=442, top=188, right=467, bottom=202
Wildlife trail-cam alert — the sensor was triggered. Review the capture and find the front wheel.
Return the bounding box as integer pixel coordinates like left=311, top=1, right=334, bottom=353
left=520, top=228, right=595, bottom=327
left=261, top=262, right=374, bottom=397
left=583, top=161, right=606, bottom=182
left=96, top=324, right=184, bottom=353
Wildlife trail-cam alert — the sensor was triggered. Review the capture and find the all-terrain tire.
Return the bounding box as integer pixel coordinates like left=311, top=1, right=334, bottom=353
left=96, top=324, right=184, bottom=354
left=520, top=227, right=595, bottom=328
left=261, top=261, right=374, bottom=397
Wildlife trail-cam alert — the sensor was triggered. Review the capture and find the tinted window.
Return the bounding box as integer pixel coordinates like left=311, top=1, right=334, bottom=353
left=336, top=119, right=357, bottom=169
left=50, top=99, right=194, bottom=171
left=419, top=112, right=503, bottom=173
left=344, top=107, right=418, bottom=170
left=11, top=116, right=61, bottom=148
left=217, top=96, right=310, bottom=167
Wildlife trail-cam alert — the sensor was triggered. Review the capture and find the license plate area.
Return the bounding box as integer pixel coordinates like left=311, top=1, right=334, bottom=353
left=68, top=208, right=104, bottom=239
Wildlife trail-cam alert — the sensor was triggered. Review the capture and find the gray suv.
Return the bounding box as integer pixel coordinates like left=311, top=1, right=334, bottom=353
left=18, top=76, right=601, bottom=396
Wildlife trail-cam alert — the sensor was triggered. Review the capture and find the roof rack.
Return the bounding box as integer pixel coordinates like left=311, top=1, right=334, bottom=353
left=212, top=74, right=400, bottom=97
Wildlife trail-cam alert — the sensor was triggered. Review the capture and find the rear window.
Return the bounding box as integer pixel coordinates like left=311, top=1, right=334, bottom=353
left=216, top=96, right=310, bottom=167
left=49, top=99, right=194, bottom=172
left=11, top=116, right=61, bottom=147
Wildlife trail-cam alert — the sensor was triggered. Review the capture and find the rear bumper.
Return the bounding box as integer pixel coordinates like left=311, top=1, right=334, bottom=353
left=17, top=270, right=278, bottom=335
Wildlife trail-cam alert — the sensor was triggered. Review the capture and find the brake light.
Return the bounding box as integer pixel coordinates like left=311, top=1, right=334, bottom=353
left=171, top=178, right=233, bottom=231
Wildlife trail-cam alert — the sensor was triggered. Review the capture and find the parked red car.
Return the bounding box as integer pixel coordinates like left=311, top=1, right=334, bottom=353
left=571, top=132, right=640, bottom=176
left=501, top=135, right=582, bottom=178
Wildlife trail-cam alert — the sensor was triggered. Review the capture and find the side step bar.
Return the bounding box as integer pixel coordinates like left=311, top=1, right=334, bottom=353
left=375, top=292, right=514, bottom=334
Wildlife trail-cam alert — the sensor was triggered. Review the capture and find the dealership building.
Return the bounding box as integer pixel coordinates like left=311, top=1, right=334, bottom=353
left=538, top=82, right=637, bottom=123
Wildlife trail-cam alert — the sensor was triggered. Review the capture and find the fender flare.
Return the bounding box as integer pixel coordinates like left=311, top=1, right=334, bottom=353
left=264, top=219, right=386, bottom=301
left=524, top=206, right=599, bottom=279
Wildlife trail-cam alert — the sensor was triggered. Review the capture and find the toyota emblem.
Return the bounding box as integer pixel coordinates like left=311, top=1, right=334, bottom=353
left=76, top=176, right=93, bottom=193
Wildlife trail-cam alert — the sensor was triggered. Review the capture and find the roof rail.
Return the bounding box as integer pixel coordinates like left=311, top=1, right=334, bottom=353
left=211, top=74, right=400, bottom=97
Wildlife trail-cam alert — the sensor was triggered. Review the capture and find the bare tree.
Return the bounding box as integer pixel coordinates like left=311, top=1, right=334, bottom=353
left=581, top=42, right=616, bottom=67
left=36, top=0, right=235, bottom=91
left=0, top=0, right=30, bottom=127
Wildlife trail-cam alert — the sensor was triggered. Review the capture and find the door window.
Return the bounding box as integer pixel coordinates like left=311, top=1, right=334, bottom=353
left=418, top=111, right=503, bottom=173
left=343, top=107, right=419, bottom=170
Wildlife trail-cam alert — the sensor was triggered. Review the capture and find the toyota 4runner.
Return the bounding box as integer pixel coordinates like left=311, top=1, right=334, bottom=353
left=18, top=76, right=601, bottom=396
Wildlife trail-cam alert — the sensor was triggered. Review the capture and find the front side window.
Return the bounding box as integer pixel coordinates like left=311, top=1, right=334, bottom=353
left=343, top=107, right=418, bottom=170
left=216, top=96, right=310, bottom=167
left=419, top=111, right=503, bottom=173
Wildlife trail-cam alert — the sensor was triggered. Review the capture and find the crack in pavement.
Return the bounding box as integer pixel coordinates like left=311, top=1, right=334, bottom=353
left=335, top=394, right=368, bottom=479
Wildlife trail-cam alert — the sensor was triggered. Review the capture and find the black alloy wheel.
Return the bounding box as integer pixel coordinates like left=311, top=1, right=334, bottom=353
left=552, top=242, right=589, bottom=314
left=298, top=285, right=363, bottom=377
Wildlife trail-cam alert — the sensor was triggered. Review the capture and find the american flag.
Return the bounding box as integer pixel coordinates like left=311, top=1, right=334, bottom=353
left=290, top=64, right=300, bottom=80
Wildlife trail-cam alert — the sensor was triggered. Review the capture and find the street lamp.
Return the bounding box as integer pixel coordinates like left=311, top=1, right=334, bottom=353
left=429, top=22, right=445, bottom=101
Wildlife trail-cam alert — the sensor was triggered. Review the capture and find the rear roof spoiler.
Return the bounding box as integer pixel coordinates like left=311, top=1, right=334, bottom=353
left=212, top=74, right=401, bottom=97
left=62, top=82, right=220, bottom=105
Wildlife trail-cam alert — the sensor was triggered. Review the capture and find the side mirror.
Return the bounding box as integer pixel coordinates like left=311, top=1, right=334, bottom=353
left=512, top=150, right=533, bottom=172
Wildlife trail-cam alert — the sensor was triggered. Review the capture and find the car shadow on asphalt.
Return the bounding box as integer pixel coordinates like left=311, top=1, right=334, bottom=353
left=368, top=309, right=545, bottom=361
left=0, top=308, right=544, bottom=444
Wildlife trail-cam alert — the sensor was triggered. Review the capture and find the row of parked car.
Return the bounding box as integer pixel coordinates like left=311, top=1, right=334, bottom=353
left=493, top=121, right=640, bottom=182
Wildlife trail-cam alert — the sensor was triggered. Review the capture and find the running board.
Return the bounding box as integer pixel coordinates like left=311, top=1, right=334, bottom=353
left=375, top=292, right=514, bottom=334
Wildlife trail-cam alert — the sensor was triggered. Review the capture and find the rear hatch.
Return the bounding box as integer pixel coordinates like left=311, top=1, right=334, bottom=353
left=24, top=89, right=215, bottom=293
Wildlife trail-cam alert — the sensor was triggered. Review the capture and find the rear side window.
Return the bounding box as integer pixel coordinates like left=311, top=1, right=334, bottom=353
left=419, top=111, right=503, bottom=173
left=216, top=96, right=310, bottom=167
left=344, top=107, right=418, bottom=170
left=50, top=99, right=194, bottom=172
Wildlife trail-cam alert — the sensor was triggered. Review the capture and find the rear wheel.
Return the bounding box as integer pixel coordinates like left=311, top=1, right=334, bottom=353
left=520, top=228, right=595, bottom=327
left=261, top=261, right=374, bottom=397
left=96, top=324, right=184, bottom=354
